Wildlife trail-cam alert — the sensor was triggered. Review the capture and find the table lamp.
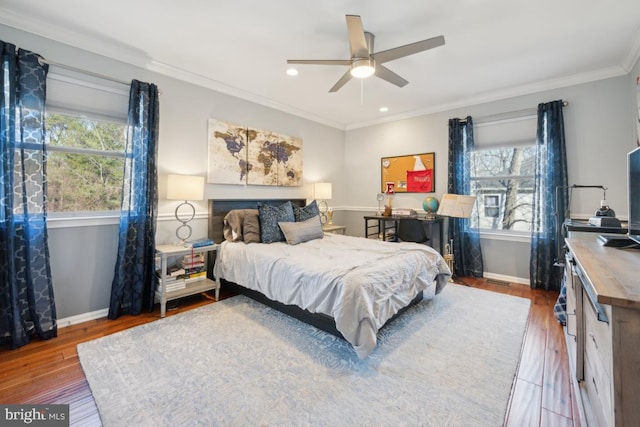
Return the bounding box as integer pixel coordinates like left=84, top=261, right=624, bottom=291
left=167, top=174, right=205, bottom=245
left=314, top=182, right=332, bottom=224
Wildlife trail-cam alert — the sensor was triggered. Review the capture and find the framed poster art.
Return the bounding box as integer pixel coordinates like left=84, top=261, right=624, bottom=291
left=207, top=119, right=248, bottom=185
left=381, top=152, right=435, bottom=193
left=207, top=119, right=303, bottom=186
left=246, top=128, right=303, bottom=186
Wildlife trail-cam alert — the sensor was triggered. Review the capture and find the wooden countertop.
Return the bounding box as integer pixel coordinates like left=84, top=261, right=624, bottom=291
left=566, top=233, right=640, bottom=309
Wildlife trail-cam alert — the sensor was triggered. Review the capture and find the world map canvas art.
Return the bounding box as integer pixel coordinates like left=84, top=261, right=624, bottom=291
left=207, top=119, right=303, bottom=186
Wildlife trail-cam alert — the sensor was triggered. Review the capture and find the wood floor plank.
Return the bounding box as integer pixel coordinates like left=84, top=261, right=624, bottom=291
left=505, top=379, right=542, bottom=427
left=541, top=408, right=574, bottom=427
left=0, top=280, right=573, bottom=427
left=542, top=308, right=573, bottom=418
left=516, top=302, right=548, bottom=386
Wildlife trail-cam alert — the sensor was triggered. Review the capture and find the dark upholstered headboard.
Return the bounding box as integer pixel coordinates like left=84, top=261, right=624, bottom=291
left=208, top=199, right=307, bottom=244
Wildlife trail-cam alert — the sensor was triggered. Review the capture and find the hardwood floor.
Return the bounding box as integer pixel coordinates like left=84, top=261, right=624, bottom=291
left=0, top=279, right=577, bottom=426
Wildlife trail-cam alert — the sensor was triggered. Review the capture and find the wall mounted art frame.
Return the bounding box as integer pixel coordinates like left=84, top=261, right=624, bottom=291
left=381, top=152, right=435, bottom=193
left=207, top=119, right=303, bottom=186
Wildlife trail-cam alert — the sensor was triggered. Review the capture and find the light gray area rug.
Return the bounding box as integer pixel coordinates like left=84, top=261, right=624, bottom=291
left=77, top=284, right=530, bottom=426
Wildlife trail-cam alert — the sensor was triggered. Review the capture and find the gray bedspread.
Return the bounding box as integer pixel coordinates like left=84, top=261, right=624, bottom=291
left=216, top=233, right=451, bottom=358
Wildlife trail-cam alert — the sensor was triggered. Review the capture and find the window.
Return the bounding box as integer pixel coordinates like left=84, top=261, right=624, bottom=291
left=45, top=112, right=126, bottom=213
left=471, top=115, right=537, bottom=233
left=471, top=146, right=535, bottom=232
left=43, top=71, right=129, bottom=216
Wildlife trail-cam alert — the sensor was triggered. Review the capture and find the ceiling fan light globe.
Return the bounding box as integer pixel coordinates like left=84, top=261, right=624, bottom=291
left=350, top=59, right=375, bottom=78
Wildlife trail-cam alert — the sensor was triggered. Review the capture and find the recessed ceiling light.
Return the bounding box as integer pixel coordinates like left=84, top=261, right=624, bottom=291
left=286, top=68, right=299, bottom=76
left=379, top=107, right=389, bottom=113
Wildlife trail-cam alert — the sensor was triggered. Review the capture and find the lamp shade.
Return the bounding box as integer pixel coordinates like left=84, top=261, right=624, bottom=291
left=166, top=174, right=205, bottom=201
left=314, top=182, right=332, bottom=200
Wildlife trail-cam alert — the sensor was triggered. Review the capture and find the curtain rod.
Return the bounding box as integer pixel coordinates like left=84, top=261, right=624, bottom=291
left=38, top=57, right=130, bottom=87
left=452, top=100, right=569, bottom=125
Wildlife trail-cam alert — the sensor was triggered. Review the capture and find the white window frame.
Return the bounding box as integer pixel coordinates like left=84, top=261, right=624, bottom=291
left=471, top=114, right=537, bottom=242
left=44, top=72, right=129, bottom=228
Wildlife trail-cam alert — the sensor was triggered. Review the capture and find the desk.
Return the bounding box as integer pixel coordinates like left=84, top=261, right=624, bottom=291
left=363, top=215, right=444, bottom=254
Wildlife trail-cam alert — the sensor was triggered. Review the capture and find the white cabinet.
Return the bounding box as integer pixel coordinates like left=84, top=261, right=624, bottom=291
left=564, top=234, right=640, bottom=427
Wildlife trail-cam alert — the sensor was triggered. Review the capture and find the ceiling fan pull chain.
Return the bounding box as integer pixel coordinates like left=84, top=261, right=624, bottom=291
left=361, top=79, right=364, bottom=105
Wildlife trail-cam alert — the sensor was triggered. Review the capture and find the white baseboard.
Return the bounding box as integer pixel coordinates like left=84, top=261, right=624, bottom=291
left=483, top=272, right=529, bottom=285
left=57, top=308, right=108, bottom=328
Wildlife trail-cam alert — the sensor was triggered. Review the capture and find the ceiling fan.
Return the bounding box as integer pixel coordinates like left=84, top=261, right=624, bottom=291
left=287, top=15, right=445, bottom=93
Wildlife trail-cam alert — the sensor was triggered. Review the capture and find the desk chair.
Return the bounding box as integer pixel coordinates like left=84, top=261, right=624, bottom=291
left=397, top=219, right=429, bottom=244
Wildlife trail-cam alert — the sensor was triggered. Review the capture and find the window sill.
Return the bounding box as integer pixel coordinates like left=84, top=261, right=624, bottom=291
left=47, top=214, right=120, bottom=229
left=478, top=231, right=530, bottom=243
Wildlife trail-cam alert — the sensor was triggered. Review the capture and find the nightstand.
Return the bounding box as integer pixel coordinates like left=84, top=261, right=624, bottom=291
left=322, top=224, right=346, bottom=235
left=155, top=243, right=220, bottom=317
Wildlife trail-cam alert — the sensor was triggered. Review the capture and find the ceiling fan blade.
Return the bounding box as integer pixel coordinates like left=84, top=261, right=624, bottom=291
left=329, top=70, right=353, bottom=92
left=287, top=59, right=351, bottom=66
left=375, top=64, right=409, bottom=88
left=372, top=35, right=445, bottom=64
left=346, top=15, right=369, bottom=58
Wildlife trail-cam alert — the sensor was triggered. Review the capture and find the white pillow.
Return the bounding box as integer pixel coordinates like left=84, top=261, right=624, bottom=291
left=278, top=215, right=323, bottom=245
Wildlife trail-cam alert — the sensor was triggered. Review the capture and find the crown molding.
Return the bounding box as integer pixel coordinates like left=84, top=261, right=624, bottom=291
left=0, top=9, right=151, bottom=68
left=146, top=60, right=345, bottom=130
left=345, top=65, right=628, bottom=130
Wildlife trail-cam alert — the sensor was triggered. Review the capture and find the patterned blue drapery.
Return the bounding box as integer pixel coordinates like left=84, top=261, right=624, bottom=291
left=0, top=41, right=57, bottom=349
left=530, top=100, right=567, bottom=291
left=447, top=117, right=484, bottom=277
left=108, top=80, right=159, bottom=319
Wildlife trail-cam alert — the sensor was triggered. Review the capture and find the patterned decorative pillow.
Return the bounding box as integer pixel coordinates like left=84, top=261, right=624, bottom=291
left=278, top=215, right=323, bottom=245
left=243, top=213, right=261, bottom=244
left=257, top=201, right=295, bottom=243
left=293, top=200, right=320, bottom=222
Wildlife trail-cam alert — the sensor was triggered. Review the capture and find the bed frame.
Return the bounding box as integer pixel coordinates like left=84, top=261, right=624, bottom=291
left=207, top=198, right=423, bottom=340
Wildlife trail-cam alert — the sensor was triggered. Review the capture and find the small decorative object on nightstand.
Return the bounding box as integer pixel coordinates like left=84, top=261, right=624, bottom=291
left=322, top=224, right=346, bottom=235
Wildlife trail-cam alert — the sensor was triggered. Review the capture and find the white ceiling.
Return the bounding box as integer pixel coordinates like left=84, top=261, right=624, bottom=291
left=1, top=0, right=639, bottom=130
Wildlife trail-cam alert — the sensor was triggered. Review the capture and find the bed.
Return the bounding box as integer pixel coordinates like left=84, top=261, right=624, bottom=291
left=208, top=199, right=451, bottom=358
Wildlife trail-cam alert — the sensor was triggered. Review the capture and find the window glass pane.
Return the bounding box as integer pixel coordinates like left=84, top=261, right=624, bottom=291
left=47, top=151, right=124, bottom=212
left=44, top=113, right=126, bottom=213
left=472, top=146, right=536, bottom=178
left=471, top=178, right=534, bottom=231
left=471, top=145, right=536, bottom=232
left=46, top=113, right=125, bottom=152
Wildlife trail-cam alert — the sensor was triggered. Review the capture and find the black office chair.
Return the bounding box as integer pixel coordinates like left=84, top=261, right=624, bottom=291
left=397, top=219, right=429, bottom=244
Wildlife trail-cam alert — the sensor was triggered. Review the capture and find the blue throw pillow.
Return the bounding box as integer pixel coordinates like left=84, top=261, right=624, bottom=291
left=293, top=200, right=320, bottom=222
left=258, top=201, right=295, bottom=243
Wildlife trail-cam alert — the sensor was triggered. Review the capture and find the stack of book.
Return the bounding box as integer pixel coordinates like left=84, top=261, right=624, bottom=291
left=158, top=266, right=188, bottom=292
left=180, top=253, right=207, bottom=283
left=157, top=253, right=208, bottom=292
